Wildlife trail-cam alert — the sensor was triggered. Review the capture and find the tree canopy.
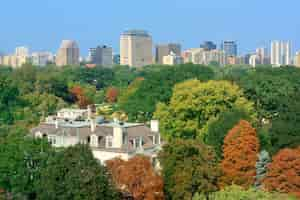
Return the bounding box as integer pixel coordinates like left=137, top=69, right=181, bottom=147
left=106, top=156, right=164, bottom=200
left=219, top=120, right=259, bottom=188
left=159, top=139, right=220, bottom=200
left=154, top=79, right=255, bottom=140
left=37, top=145, right=119, bottom=200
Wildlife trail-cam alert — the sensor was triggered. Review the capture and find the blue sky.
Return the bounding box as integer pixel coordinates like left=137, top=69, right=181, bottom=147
left=1, top=0, right=299, bottom=56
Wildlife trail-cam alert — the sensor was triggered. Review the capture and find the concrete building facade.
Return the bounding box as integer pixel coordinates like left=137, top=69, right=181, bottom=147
left=56, top=40, right=80, bottom=66
left=15, top=46, right=29, bottom=57
left=271, top=41, right=292, bottom=66
left=88, top=45, right=113, bottom=67
left=120, top=30, right=153, bottom=67
left=200, top=41, right=217, bottom=51
left=295, top=52, right=300, bottom=67
left=32, top=52, right=54, bottom=66
left=155, top=43, right=181, bottom=64
left=163, top=51, right=183, bottom=65
left=221, top=41, right=238, bottom=57
left=182, top=48, right=225, bottom=66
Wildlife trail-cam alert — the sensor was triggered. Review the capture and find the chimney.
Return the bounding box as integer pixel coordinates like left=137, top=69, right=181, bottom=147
left=113, top=127, right=123, bottom=148
left=90, top=120, right=96, bottom=132
left=150, top=120, right=159, bottom=132
left=87, top=105, right=92, bottom=120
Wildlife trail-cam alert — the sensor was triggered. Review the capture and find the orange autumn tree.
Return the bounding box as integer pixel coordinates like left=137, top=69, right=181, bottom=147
left=106, top=87, right=119, bottom=103
left=263, top=147, right=300, bottom=198
left=106, top=156, right=164, bottom=200
left=219, top=120, right=260, bottom=188
left=70, top=85, right=91, bottom=108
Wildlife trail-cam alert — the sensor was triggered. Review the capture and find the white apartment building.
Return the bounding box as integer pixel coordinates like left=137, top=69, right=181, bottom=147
left=271, top=41, right=292, bottom=66
left=15, top=46, right=29, bottom=57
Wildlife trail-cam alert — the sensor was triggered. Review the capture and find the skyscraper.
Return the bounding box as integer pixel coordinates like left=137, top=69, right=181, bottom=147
left=31, top=52, right=54, bottom=66
left=200, top=41, right=217, bottom=51
left=256, top=47, right=268, bottom=64
left=221, top=41, right=238, bottom=56
left=56, top=40, right=80, bottom=66
left=88, top=45, right=113, bottom=67
left=155, top=43, right=181, bottom=64
left=120, top=30, right=153, bottom=67
left=295, top=52, right=300, bottom=67
left=271, top=41, right=292, bottom=66
left=15, top=46, right=29, bottom=57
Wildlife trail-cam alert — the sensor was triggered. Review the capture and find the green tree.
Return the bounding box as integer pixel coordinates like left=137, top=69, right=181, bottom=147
left=16, top=92, right=67, bottom=125
left=0, top=77, right=20, bottom=124
left=204, top=109, right=252, bottom=159
left=154, top=79, right=255, bottom=140
left=37, top=145, right=119, bottom=200
left=269, top=95, right=300, bottom=154
left=0, top=131, right=52, bottom=199
left=199, top=185, right=296, bottom=200
left=238, top=67, right=300, bottom=120
left=159, top=139, right=220, bottom=200
left=121, top=64, right=215, bottom=121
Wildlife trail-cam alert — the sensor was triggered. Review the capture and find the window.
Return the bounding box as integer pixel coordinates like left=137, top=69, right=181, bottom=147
left=91, top=135, right=98, bottom=147
left=149, top=135, right=156, bottom=145
left=98, top=136, right=103, bottom=146
left=48, top=135, right=56, bottom=145
left=106, top=136, right=113, bottom=148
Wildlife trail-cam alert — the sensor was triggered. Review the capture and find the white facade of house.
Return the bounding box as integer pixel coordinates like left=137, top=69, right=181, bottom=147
left=32, top=117, right=161, bottom=164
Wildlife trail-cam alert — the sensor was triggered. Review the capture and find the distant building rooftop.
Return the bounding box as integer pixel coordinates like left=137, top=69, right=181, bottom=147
left=121, top=30, right=151, bottom=37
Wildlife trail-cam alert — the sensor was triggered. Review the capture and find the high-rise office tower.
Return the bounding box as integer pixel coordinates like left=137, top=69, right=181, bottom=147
left=221, top=41, right=238, bottom=56
left=155, top=43, right=181, bottom=64
left=295, top=52, right=300, bottom=67
left=15, top=46, right=29, bottom=57
left=200, top=41, right=217, bottom=51
left=56, top=40, right=80, bottom=66
left=256, top=47, right=268, bottom=64
left=113, top=54, right=120, bottom=65
left=120, top=30, right=153, bottom=67
left=249, top=54, right=258, bottom=67
left=88, top=45, right=113, bottom=67
left=31, top=52, right=54, bottom=66
left=271, top=41, right=292, bottom=66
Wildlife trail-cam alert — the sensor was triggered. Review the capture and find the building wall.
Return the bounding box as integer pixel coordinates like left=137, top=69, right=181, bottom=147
left=182, top=48, right=225, bottom=66
left=120, top=32, right=153, bottom=67
left=89, top=46, right=113, bottom=67
left=155, top=44, right=181, bottom=64
left=295, top=52, right=300, bottom=67
left=222, top=41, right=237, bottom=57
left=56, top=40, right=80, bottom=66
left=271, top=41, right=292, bottom=66
left=92, top=150, right=131, bottom=164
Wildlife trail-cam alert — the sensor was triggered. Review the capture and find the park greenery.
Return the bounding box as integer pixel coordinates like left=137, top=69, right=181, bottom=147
left=1, top=63, right=300, bottom=199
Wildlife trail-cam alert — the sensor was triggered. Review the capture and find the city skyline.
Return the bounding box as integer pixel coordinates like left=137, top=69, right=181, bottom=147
left=0, top=0, right=299, bottom=55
